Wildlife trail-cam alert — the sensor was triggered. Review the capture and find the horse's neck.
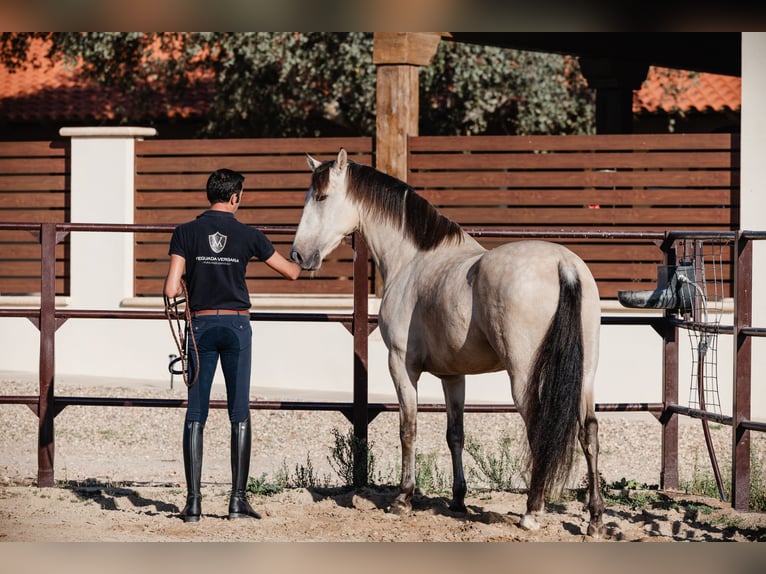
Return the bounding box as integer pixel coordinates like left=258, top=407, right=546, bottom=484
left=360, top=221, right=416, bottom=282
left=360, top=222, right=481, bottom=283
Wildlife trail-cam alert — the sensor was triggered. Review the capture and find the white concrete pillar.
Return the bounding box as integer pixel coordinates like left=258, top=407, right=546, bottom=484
left=740, top=33, right=766, bottom=419
left=59, top=127, right=156, bottom=308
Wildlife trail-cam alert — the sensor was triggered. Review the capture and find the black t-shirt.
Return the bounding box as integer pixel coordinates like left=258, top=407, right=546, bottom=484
left=169, top=210, right=276, bottom=311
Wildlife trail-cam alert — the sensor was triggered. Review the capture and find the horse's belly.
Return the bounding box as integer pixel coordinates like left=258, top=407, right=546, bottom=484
left=423, top=340, right=504, bottom=376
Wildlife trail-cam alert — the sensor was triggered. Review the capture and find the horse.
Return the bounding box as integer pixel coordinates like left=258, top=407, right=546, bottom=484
left=290, top=149, right=604, bottom=536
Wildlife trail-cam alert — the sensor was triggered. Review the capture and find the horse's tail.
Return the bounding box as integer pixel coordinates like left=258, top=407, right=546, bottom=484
left=524, top=261, right=584, bottom=496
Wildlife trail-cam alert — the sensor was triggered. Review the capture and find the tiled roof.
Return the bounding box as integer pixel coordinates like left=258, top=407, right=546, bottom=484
left=634, top=66, right=740, bottom=114
left=0, top=40, right=741, bottom=124
left=0, top=40, right=213, bottom=122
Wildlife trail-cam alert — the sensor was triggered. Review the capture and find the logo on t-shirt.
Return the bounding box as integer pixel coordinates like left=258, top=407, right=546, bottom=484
left=208, top=232, right=227, bottom=254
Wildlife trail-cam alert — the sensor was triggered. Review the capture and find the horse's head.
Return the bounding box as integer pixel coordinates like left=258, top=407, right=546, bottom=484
left=290, top=148, right=358, bottom=271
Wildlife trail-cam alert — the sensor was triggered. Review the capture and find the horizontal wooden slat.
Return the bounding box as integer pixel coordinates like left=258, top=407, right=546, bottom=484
left=0, top=191, right=68, bottom=209
left=136, top=137, right=371, bottom=156
left=135, top=208, right=305, bottom=226
left=0, top=141, right=68, bottom=157
left=0, top=210, right=68, bottom=223
left=409, top=151, right=735, bottom=170
left=0, top=260, right=67, bottom=276
left=440, top=207, right=733, bottom=226
left=410, top=170, right=733, bottom=189
left=0, top=158, right=69, bottom=174
left=0, top=175, right=69, bottom=192
left=135, top=172, right=318, bottom=191
left=409, top=133, right=734, bottom=152
left=419, top=188, right=733, bottom=207
left=0, top=278, right=66, bottom=294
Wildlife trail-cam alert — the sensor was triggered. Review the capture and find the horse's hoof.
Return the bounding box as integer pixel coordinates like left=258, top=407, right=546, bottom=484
left=448, top=502, right=467, bottom=514
left=387, top=500, right=411, bottom=516
left=519, top=514, right=540, bottom=531
left=587, top=522, right=605, bottom=538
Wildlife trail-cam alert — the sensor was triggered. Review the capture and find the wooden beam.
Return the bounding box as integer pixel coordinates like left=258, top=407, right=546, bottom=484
left=373, top=32, right=443, bottom=66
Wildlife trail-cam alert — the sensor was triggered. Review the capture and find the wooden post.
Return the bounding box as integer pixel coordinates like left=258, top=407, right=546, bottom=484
left=373, top=32, right=441, bottom=295
left=373, top=32, right=442, bottom=181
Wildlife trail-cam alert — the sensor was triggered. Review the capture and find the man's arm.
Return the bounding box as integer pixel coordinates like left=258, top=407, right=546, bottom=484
left=264, top=251, right=301, bottom=280
left=164, top=254, right=186, bottom=298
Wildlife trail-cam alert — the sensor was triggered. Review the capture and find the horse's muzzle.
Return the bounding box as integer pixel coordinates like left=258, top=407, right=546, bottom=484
left=290, top=247, right=322, bottom=271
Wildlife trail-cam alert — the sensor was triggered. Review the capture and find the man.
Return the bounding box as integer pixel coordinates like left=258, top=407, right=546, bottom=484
left=164, top=168, right=301, bottom=522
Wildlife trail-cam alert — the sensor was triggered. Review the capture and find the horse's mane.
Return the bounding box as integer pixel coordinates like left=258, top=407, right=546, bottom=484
left=313, top=159, right=463, bottom=251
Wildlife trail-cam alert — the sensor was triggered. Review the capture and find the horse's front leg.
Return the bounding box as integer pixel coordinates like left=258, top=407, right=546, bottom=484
left=442, top=375, right=467, bottom=513
left=387, top=350, right=420, bottom=515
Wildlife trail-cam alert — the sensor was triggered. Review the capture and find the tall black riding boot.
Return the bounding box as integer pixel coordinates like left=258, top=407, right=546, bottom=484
left=181, top=420, right=204, bottom=522
left=228, top=417, right=261, bottom=519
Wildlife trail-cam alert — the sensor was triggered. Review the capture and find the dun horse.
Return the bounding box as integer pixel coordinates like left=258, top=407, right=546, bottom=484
left=290, top=149, right=604, bottom=536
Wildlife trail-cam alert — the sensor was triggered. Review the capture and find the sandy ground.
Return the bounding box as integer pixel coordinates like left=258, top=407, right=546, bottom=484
left=2, top=376, right=766, bottom=555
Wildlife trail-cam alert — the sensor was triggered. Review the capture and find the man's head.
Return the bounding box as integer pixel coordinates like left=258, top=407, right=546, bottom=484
left=207, top=169, right=244, bottom=206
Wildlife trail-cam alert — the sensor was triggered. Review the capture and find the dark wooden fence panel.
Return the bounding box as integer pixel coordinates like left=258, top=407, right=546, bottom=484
left=409, top=134, right=739, bottom=299
left=134, top=137, right=373, bottom=297
left=0, top=141, right=69, bottom=296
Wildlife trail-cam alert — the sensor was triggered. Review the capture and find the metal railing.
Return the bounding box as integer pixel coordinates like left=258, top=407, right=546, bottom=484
left=1, top=222, right=764, bottom=511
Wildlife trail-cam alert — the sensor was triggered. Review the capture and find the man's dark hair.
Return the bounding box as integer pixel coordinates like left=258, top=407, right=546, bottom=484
left=207, top=169, right=244, bottom=204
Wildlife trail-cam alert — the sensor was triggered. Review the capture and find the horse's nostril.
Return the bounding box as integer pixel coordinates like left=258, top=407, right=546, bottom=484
left=290, top=248, right=302, bottom=264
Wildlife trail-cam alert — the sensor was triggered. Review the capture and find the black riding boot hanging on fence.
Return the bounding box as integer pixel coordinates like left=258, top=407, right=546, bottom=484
left=228, top=417, right=261, bottom=519
left=181, top=420, right=204, bottom=522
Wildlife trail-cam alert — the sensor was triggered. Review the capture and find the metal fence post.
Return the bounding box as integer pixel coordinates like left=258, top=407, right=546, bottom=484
left=352, top=232, right=370, bottom=486
left=37, top=223, right=58, bottom=487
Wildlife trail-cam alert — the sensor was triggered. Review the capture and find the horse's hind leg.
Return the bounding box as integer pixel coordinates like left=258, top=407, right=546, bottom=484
left=442, top=375, right=467, bottom=513
left=579, top=409, right=605, bottom=537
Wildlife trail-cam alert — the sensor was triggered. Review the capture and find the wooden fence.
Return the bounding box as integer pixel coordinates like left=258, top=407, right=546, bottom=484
left=133, top=137, right=373, bottom=297
left=0, top=140, right=70, bottom=296
left=0, top=134, right=739, bottom=300
left=409, top=134, right=738, bottom=299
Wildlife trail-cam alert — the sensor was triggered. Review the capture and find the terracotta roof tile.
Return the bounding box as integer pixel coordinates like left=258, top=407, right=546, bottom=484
left=634, top=66, right=740, bottom=114
left=0, top=39, right=212, bottom=123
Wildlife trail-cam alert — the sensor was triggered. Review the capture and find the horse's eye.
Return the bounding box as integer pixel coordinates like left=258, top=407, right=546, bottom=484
left=315, top=193, right=328, bottom=202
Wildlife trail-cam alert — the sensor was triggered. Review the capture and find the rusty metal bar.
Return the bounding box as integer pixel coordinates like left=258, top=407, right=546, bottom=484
left=660, top=243, right=680, bottom=491
left=732, top=232, right=752, bottom=511
left=0, top=394, right=663, bottom=416
left=352, top=232, right=370, bottom=486
left=665, top=403, right=733, bottom=426
left=37, top=223, right=57, bottom=487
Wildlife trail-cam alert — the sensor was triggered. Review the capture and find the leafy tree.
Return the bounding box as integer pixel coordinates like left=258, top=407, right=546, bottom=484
left=0, top=32, right=595, bottom=137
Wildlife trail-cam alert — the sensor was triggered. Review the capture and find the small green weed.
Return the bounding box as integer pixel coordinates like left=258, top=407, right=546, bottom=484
left=414, top=450, right=450, bottom=494
left=327, top=427, right=377, bottom=486
left=464, top=434, right=522, bottom=491
left=246, top=473, right=284, bottom=496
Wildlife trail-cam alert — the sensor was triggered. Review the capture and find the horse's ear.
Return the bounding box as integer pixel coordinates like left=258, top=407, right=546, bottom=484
left=306, top=154, right=322, bottom=172
left=336, top=148, right=348, bottom=171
